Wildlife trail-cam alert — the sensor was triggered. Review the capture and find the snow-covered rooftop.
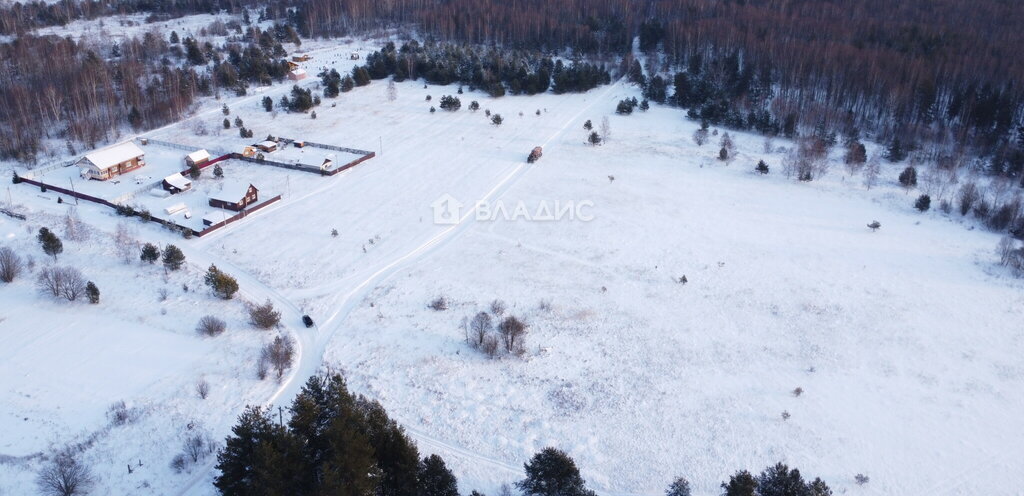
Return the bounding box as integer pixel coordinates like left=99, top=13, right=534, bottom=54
left=163, top=173, right=191, bottom=190
left=209, top=182, right=255, bottom=203
left=186, top=149, right=210, bottom=163
left=82, top=141, right=145, bottom=170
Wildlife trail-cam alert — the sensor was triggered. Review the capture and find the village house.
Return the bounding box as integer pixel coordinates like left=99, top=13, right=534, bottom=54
left=77, top=141, right=146, bottom=180
left=255, top=140, right=278, bottom=153
left=209, top=182, right=258, bottom=211
left=162, top=173, right=192, bottom=194
left=288, top=68, right=308, bottom=81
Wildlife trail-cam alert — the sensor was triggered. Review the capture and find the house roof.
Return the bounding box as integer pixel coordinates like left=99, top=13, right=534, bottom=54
left=290, top=69, right=307, bottom=76
left=163, top=173, right=191, bottom=190
left=257, top=140, right=277, bottom=148
left=186, top=149, right=210, bottom=163
left=209, top=182, right=256, bottom=203
left=83, top=141, right=145, bottom=170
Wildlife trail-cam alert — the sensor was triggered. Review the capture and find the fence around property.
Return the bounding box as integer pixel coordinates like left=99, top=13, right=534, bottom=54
left=195, top=195, right=282, bottom=236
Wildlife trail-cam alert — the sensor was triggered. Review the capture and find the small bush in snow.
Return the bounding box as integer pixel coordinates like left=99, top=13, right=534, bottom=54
left=781, top=410, right=791, bottom=421
left=855, top=474, right=870, bottom=485
left=107, top=401, right=139, bottom=426
left=0, top=246, right=24, bottom=282
left=85, top=282, right=99, bottom=304
left=197, top=315, right=227, bottom=337
left=256, top=356, right=269, bottom=380
left=249, top=300, right=281, bottom=329
left=915, top=194, right=931, bottom=212
left=428, top=296, right=448, bottom=311
left=490, top=299, right=506, bottom=316
left=196, top=378, right=210, bottom=399
left=792, top=387, right=804, bottom=397
left=170, top=454, right=187, bottom=473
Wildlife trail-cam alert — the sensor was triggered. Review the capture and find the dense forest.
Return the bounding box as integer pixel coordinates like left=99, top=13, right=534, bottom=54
left=2, top=0, right=1023, bottom=176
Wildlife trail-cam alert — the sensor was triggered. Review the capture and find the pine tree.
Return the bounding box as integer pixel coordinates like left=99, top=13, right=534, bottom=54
left=85, top=282, right=99, bottom=304
left=214, top=164, right=224, bottom=178
left=756, top=463, right=807, bottom=496
left=215, top=406, right=290, bottom=496
left=915, top=194, right=931, bottom=212
left=898, top=166, right=917, bottom=189
left=639, top=99, right=650, bottom=111
left=37, top=227, right=63, bottom=261
left=418, top=455, right=459, bottom=496
left=588, top=132, right=602, bottom=146
left=205, top=265, right=239, bottom=299
left=721, top=471, right=758, bottom=496
left=358, top=399, right=420, bottom=496
left=517, top=448, right=595, bottom=496
left=189, top=162, right=201, bottom=180
left=756, top=160, right=770, bottom=174
left=262, top=96, right=273, bottom=112
left=140, top=243, right=160, bottom=264
left=162, top=245, right=186, bottom=271
left=665, top=477, right=692, bottom=496
left=223, top=118, right=231, bottom=129
left=583, top=120, right=593, bottom=131
left=886, top=138, right=907, bottom=162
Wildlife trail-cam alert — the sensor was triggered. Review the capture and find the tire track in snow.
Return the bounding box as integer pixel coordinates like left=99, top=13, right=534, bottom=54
left=177, top=78, right=625, bottom=496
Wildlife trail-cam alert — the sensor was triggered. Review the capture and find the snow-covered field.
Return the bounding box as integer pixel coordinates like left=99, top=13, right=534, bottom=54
left=2, top=38, right=1023, bottom=496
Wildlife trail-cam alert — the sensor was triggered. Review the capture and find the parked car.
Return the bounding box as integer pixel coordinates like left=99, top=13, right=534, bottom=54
left=527, top=146, right=543, bottom=163
left=302, top=315, right=314, bottom=328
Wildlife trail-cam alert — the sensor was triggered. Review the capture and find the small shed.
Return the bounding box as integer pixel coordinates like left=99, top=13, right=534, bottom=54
left=288, top=69, right=307, bottom=81
left=185, top=149, right=210, bottom=167
left=162, top=173, right=192, bottom=194
left=292, top=54, right=312, bottom=62
left=287, top=60, right=300, bottom=71
left=242, top=146, right=257, bottom=157
left=209, top=182, right=259, bottom=212
left=256, top=140, right=278, bottom=153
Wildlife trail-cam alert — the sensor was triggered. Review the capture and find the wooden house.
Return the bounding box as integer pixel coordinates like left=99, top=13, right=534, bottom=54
left=256, top=140, right=278, bottom=153
left=209, top=182, right=258, bottom=211
left=292, top=54, right=312, bottom=62
left=77, top=141, right=146, bottom=180
left=288, top=69, right=308, bottom=81
left=185, top=149, right=210, bottom=167
left=162, top=173, right=192, bottom=194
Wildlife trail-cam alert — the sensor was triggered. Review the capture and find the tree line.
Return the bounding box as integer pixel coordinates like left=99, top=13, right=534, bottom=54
left=214, top=372, right=837, bottom=496
left=0, top=22, right=295, bottom=163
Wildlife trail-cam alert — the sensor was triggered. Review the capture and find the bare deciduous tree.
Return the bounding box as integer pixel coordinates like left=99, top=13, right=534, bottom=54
left=261, top=335, right=295, bottom=379
left=469, top=311, right=492, bottom=347
left=386, top=79, right=397, bottom=102
left=37, top=266, right=87, bottom=301
left=36, top=448, right=94, bottom=496
left=63, top=208, right=88, bottom=242
left=600, top=116, right=611, bottom=142
left=498, top=316, right=527, bottom=353
left=113, top=222, right=137, bottom=264
left=0, top=246, right=24, bottom=283
left=958, top=182, right=980, bottom=216
left=490, top=299, right=506, bottom=316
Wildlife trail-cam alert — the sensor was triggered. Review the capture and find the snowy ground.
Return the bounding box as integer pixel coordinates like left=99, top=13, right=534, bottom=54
left=2, top=38, right=1023, bottom=496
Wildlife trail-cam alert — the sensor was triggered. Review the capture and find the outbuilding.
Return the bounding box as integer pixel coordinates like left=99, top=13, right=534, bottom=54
left=162, top=173, right=192, bottom=194
left=256, top=140, right=278, bottom=153
left=77, top=141, right=146, bottom=180
left=288, top=69, right=307, bottom=81
left=185, top=149, right=210, bottom=167
left=209, top=182, right=259, bottom=212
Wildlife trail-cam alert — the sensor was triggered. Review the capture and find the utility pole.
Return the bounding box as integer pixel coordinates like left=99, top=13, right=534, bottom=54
left=68, top=179, right=79, bottom=205
left=379, top=136, right=383, bottom=156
